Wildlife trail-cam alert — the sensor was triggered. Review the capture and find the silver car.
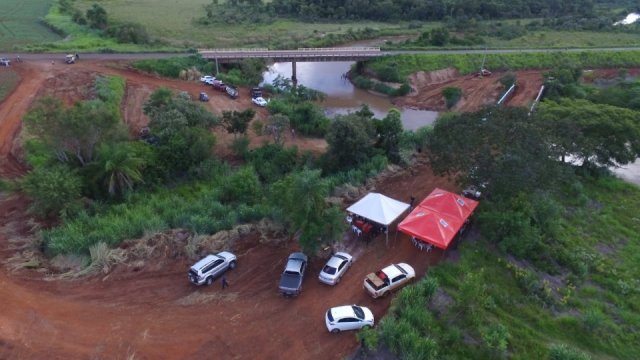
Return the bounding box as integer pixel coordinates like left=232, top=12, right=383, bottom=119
left=188, top=251, right=237, bottom=286
left=318, top=252, right=353, bottom=285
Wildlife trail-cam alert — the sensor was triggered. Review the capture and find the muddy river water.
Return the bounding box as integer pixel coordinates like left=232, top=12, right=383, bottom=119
left=262, top=61, right=438, bottom=131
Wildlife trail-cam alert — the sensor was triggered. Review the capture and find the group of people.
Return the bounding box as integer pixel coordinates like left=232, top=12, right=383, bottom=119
left=346, top=213, right=387, bottom=242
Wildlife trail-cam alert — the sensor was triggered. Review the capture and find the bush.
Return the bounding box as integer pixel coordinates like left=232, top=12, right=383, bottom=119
left=548, top=344, right=592, bottom=360
left=106, top=22, right=151, bottom=44
left=133, top=55, right=213, bottom=78
left=21, top=165, right=83, bottom=218
left=442, top=87, right=462, bottom=109
left=221, top=166, right=262, bottom=204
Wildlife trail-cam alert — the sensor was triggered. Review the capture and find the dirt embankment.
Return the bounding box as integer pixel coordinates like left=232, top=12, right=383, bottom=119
left=392, top=68, right=545, bottom=112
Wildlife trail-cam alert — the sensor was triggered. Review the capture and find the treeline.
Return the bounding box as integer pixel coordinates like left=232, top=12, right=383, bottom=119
left=205, top=0, right=598, bottom=23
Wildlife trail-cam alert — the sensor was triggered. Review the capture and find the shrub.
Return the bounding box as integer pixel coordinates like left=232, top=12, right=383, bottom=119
left=21, top=165, right=83, bottom=218
left=481, top=323, right=510, bottom=356
left=442, top=87, right=462, bottom=109
left=221, top=166, right=262, bottom=204
left=106, top=22, right=151, bottom=44
left=548, top=344, right=592, bottom=360
left=133, top=55, right=213, bottom=78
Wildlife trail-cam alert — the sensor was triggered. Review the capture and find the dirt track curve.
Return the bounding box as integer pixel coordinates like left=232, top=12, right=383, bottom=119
left=0, top=60, right=456, bottom=359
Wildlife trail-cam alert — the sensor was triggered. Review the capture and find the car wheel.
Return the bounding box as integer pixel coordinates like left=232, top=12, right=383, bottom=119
left=206, top=277, right=213, bottom=286
left=228, top=261, right=237, bottom=270
left=331, top=328, right=340, bottom=334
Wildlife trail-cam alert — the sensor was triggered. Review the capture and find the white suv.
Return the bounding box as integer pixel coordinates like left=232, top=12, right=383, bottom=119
left=188, top=251, right=237, bottom=286
left=0, top=58, right=10, bottom=66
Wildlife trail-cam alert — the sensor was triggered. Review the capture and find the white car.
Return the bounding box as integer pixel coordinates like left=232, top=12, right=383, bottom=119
left=325, top=305, right=374, bottom=333
left=200, top=75, right=215, bottom=85
left=188, top=251, right=237, bottom=286
left=0, top=58, right=11, bottom=66
left=318, top=252, right=353, bottom=285
left=363, top=263, right=415, bottom=298
left=251, top=96, right=268, bottom=107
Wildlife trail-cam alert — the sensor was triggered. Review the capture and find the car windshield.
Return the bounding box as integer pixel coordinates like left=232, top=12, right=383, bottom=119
left=352, top=306, right=365, bottom=320
left=394, top=264, right=407, bottom=275
left=322, top=265, right=336, bottom=275
left=327, top=310, right=334, bottom=322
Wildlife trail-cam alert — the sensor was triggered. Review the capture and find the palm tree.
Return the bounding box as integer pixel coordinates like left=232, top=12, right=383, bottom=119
left=89, top=142, right=146, bottom=197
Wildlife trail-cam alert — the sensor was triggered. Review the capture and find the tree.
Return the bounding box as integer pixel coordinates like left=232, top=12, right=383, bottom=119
left=325, top=114, right=375, bottom=171
left=266, top=113, right=290, bottom=145
left=442, top=87, right=463, bottom=109
left=377, top=109, right=404, bottom=163
left=428, top=106, right=561, bottom=199
left=536, top=99, right=640, bottom=167
left=24, top=97, right=126, bottom=166
left=429, top=27, right=450, bottom=46
left=21, top=165, right=82, bottom=217
left=221, top=108, right=256, bottom=137
left=269, top=169, right=344, bottom=254
left=86, top=4, right=108, bottom=30
left=86, top=142, right=146, bottom=198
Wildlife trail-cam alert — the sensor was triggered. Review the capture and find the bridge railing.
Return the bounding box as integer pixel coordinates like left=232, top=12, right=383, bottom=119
left=198, top=48, right=269, bottom=53
left=297, top=47, right=381, bottom=52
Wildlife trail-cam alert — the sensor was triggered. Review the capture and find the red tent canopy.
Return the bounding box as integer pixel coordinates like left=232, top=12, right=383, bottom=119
left=398, top=208, right=462, bottom=249
left=419, top=188, right=479, bottom=222
left=398, top=188, right=480, bottom=250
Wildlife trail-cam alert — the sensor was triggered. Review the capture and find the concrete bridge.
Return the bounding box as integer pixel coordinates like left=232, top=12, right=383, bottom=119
left=198, top=47, right=382, bottom=62
left=198, top=47, right=382, bottom=82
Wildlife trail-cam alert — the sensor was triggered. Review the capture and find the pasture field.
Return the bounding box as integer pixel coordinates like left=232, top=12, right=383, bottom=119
left=0, top=69, right=20, bottom=102
left=0, top=0, right=61, bottom=50
left=485, top=30, right=640, bottom=49
left=72, top=0, right=411, bottom=48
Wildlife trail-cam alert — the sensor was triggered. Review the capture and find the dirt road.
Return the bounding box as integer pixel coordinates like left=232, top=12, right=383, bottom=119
left=0, top=59, right=454, bottom=359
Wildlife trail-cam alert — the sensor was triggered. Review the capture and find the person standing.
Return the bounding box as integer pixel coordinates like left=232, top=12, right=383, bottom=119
left=221, top=275, right=229, bottom=289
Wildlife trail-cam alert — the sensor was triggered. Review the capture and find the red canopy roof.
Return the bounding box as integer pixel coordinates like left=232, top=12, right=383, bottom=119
left=419, top=188, right=479, bottom=222
left=398, top=188, right=479, bottom=250
left=398, top=208, right=462, bottom=249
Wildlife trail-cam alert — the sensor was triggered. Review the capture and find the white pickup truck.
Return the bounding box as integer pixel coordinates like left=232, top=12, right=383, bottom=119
left=363, top=263, right=415, bottom=298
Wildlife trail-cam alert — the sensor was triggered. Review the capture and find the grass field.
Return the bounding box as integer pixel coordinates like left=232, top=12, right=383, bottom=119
left=72, top=0, right=414, bottom=48
left=485, top=31, right=640, bottom=49
left=370, top=176, right=640, bottom=359
left=0, top=0, right=61, bottom=51
left=0, top=69, right=20, bottom=102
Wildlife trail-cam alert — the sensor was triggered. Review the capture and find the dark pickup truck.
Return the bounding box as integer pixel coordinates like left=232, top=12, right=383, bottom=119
left=279, top=252, right=308, bottom=297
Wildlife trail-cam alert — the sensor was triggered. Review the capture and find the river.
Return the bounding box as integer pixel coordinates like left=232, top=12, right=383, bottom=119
left=261, top=61, right=438, bottom=131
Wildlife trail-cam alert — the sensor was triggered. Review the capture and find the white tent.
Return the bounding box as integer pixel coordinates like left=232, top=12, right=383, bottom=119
left=347, top=193, right=410, bottom=225
left=347, top=193, right=410, bottom=245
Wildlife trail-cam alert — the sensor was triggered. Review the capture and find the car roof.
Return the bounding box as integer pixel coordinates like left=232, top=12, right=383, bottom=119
left=326, top=254, right=347, bottom=268
left=381, top=264, right=404, bottom=279
left=330, top=305, right=357, bottom=320
left=191, top=254, right=222, bottom=270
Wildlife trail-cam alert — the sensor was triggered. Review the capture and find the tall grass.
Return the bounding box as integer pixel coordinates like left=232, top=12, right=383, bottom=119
left=0, top=70, right=20, bottom=102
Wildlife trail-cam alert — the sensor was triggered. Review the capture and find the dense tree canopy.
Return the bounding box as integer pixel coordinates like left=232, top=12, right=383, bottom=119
left=208, top=0, right=596, bottom=22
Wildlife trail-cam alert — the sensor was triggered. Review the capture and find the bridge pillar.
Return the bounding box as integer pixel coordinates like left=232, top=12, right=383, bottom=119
left=291, top=61, right=297, bottom=86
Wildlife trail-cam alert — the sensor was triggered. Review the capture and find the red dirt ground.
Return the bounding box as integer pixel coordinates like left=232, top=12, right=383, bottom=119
left=394, top=68, right=545, bottom=112
left=0, top=60, right=452, bottom=359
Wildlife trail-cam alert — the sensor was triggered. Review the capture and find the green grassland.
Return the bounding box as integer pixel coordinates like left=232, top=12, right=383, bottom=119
left=485, top=31, right=640, bottom=49
left=371, top=176, right=640, bottom=359
left=368, top=50, right=640, bottom=80
left=0, top=69, right=20, bottom=102
left=70, top=0, right=418, bottom=49
left=0, top=0, right=61, bottom=50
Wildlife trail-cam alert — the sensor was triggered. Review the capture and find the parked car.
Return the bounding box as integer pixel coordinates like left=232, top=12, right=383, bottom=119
left=65, top=54, right=76, bottom=64
left=318, top=252, right=353, bottom=286
left=212, top=80, right=226, bottom=91
left=363, top=263, right=415, bottom=298
left=200, top=75, right=215, bottom=84
left=325, top=305, right=374, bottom=333
left=0, top=58, right=10, bottom=66
left=226, top=85, right=239, bottom=99
left=279, top=252, right=308, bottom=297
left=188, top=252, right=237, bottom=286
left=250, top=87, right=262, bottom=98
left=199, top=92, right=209, bottom=102
left=251, top=96, right=268, bottom=107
